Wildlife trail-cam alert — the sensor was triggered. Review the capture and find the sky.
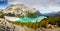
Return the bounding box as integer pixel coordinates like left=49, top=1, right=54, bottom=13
left=0, top=0, right=8, bottom=9
left=0, top=0, right=60, bottom=13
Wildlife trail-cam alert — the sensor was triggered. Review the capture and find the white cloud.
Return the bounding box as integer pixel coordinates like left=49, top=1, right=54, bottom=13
left=8, top=0, right=60, bottom=13
left=8, top=0, right=22, bottom=4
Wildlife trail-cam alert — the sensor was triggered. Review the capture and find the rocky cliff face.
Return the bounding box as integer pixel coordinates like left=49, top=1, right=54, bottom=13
left=2, top=4, right=40, bottom=17
left=0, top=18, right=35, bottom=31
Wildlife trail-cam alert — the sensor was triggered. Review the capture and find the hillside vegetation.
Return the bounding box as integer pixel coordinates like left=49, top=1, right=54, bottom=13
left=10, top=16, right=60, bottom=29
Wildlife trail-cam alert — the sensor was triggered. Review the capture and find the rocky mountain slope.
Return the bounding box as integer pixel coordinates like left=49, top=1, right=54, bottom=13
left=2, top=4, right=40, bottom=17
left=0, top=18, right=35, bottom=31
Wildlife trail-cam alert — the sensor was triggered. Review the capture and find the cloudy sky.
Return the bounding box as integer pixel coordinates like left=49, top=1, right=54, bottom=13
left=0, top=0, right=60, bottom=13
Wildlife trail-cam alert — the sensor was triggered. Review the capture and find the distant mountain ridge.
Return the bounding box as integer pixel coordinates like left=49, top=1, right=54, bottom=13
left=42, top=11, right=60, bottom=17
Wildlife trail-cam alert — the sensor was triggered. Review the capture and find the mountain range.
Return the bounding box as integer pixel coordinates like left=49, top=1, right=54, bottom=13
left=42, top=11, right=60, bottom=17
left=2, top=4, right=40, bottom=18
left=0, top=4, right=60, bottom=18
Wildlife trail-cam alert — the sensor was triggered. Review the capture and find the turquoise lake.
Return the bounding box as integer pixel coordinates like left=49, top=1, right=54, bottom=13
left=19, top=16, right=47, bottom=22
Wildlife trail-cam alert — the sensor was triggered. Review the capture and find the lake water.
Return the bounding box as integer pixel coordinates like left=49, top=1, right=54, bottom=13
left=19, top=16, right=47, bottom=22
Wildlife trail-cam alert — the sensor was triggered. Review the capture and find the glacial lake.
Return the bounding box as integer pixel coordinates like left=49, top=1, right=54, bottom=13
left=19, top=16, right=47, bottom=22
